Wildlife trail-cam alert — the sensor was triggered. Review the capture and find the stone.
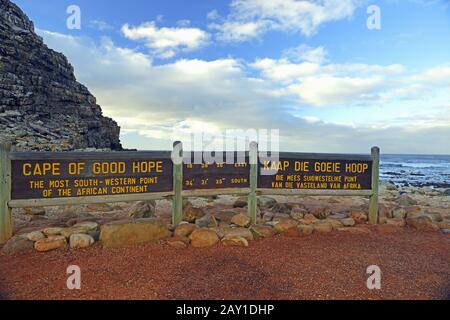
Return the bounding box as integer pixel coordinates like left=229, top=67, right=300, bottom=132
left=196, top=213, right=218, bottom=228
left=220, top=227, right=254, bottom=241
left=386, top=218, right=406, bottom=227
left=87, top=230, right=101, bottom=242
left=307, top=207, right=331, bottom=219
left=42, top=227, right=65, bottom=236
left=327, top=219, right=344, bottom=230
left=297, top=224, right=314, bottom=236
left=290, top=208, right=307, bottom=220
left=34, top=235, right=67, bottom=252
left=262, top=211, right=274, bottom=222
left=189, top=229, right=219, bottom=248
left=183, top=201, right=205, bottom=223
left=231, top=213, right=251, bottom=227
left=299, top=214, right=319, bottom=225
left=313, top=222, right=333, bottom=233
left=328, top=213, right=348, bottom=220
left=385, top=183, right=397, bottom=191
left=72, top=221, right=99, bottom=232
left=174, top=223, right=198, bottom=237
left=272, top=203, right=292, bottom=214
left=442, top=229, right=450, bottom=235
left=396, top=194, right=418, bottom=206
left=258, top=196, right=277, bottom=208
left=26, top=230, right=45, bottom=242
left=100, top=219, right=171, bottom=248
left=0, top=0, right=122, bottom=151
left=351, top=211, right=368, bottom=224
left=1, top=234, right=34, bottom=254
left=442, top=189, right=450, bottom=196
left=233, top=197, right=248, bottom=208
left=214, top=209, right=241, bottom=223
left=340, top=218, right=356, bottom=227
left=221, top=236, right=249, bottom=247
left=127, top=201, right=155, bottom=219
left=250, top=225, right=276, bottom=238
left=424, top=212, right=443, bottom=223
left=167, top=236, right=190, bottom=248
left=392, top=207, right=407, bottom=219
left=274, top=219, right=298, bottom=233
left=406, top=216, right=439, bottom=231
left=378, top=204, right=392, bottom=219
left=69, top=234, right=95, bottom=249
left=86, top=203, right=113, bottom=213
left=24, top=207, right=46, bottom=216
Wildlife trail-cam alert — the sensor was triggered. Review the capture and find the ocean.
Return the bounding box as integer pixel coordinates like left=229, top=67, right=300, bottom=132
left=380, top=154, right=450, bottom=188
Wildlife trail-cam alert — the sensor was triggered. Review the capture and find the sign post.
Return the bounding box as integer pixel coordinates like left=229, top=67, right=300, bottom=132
left=248, top=142, right=258, bottom=225
left=0, top=140, right=12, bottom=245
left=368, top=146, right=380, bottom=224
left=172, top=141, right=183, bottom=225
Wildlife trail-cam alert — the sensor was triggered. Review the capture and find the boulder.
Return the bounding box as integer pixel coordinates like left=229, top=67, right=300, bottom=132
left=214, top=209, right=243, bottom=223
left=262, top=211, right=274, bottom=222
left=424, top=212, right=443, bottom=223
left=258, top=196, right=277, bottom=208
left=127, top=201, right=155, bottom=219
left=231, top=213, right=251, bottom=228
left=1, top=234, right=34, bottom=254
left=196, top=213, right=218, bottom=228
left=233, top=197, right=248, bottom=208
left=406, top=216, right=439, bottom=231
left=328, top=213, right=348, bottom=220
left=392, top=207, right=407, bottom=219
left=167, top=236, right=190, bottom=248
left=70, top=234, right=95, bottom=249
left=72, top=221, right=99, bottom=232
left=299, top=214, right=319, bottom=225
left=340, top=218, right=356, bottom=227
left=189, top=229, right=219, bottom=248
left=290, top=208, right=307, bottom=220
left=183, top=201, right=205, bottom=223
left=385, top=183, right=397, bottom=191
left=174, top=223, right=198, bottom=237
left=34, top=235, right=67, bottom=252
left=274, top=219, right=298, bottom=233
left=350, top=211, right=368, bottom=224
left=100, top=219, right=171, bottom=248
left=272, top=203, right=293, bottom=214
left=250, top=225, right=277, bottom=238
left=313, top=222, right=333, bottom=233
left=220, top=227, right=254, bottom=241
left=297, top=224, right=314, bottom=236
left=42, top=227, right=65, bottom=236
left=221, top=236, right=249, bottom=247
left=386, top=218, right=406, bottom=227
left=327, top=219, right=344, bottom=230
left=307, top=206, right=331, bottom=219
left=26, top=231, right=45, bottom=242
left=396, top=194, right=418, bottom=206
left=24, top=207, right=46, bottom=216
left=86, top=203, right=113, bottom=213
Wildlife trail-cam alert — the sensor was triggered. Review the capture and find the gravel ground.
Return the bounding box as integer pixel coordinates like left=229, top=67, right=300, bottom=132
left=0, top=228, right=449, bottom=300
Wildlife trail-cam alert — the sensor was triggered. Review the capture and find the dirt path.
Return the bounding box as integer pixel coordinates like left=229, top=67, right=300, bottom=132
left=0, top=229, right=449, bottom=300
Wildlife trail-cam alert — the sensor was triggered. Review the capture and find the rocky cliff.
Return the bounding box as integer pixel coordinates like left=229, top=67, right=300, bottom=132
left=0, top=0, right=122, bottom=151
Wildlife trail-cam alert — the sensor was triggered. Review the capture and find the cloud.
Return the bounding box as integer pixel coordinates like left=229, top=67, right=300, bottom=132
left=89, top=20, right=114, bottom=31
left=212, top=0, right=361, bottom=42
left=121, top=21, right=210, bottom=58
left=282, top=44, right=328, bottom=63
left=37, top=30, right=450, bottom=154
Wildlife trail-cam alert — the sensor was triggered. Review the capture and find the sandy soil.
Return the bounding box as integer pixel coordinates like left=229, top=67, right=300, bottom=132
left=1, top=227, right=449, bottom=300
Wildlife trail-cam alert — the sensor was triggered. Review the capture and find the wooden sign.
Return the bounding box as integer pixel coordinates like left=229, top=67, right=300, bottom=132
left=11, top=157, right=173, bottom=200
left=258, top=155, right=373, bottom=191
left=183, top=152, right=250, bottom=190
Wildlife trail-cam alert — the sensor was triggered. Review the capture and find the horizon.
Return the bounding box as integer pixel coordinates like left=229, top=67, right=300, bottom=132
left=12, top=0, right=450, bottom=154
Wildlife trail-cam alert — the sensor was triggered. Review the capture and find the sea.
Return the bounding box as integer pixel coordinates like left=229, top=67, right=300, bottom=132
left=380, top=154, right=450, bottom=188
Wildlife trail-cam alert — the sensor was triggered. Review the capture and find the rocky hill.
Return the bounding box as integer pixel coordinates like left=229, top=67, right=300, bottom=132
left=0, top=0, right=122, bottom=151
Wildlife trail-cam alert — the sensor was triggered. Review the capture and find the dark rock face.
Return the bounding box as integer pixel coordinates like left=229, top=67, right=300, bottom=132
left=0, top=0, right=122, bottom=151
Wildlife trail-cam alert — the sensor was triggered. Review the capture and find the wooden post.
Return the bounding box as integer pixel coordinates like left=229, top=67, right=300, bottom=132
left=248, top=141, right=258, bottom=225
left=172, top=141, right=183, bottom=225
left=369, top=146, right=380, bottom=225
left=0, top=141, right=12, bottom=244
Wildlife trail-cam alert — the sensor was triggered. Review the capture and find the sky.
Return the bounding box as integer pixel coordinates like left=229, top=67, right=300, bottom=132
left=13, top=0, right=450, bottom=154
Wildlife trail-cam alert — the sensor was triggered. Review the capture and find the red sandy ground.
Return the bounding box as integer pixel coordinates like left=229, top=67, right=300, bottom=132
left=0, top=228, right=449, bottom=300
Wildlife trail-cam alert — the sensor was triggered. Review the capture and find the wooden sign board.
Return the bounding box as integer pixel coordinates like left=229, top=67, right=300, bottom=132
left=258, top=155, right=373, bottom=191
left=183, top=152, right=250, bottom=190
left=11, top=157, right=173, bottom=200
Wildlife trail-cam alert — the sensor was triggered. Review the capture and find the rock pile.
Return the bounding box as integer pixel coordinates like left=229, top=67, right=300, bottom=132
left=0, top=0, right=122, bottom=151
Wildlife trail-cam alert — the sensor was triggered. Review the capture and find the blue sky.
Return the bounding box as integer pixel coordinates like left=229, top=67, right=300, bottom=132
left=13, top=0, right=450, bottom=153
